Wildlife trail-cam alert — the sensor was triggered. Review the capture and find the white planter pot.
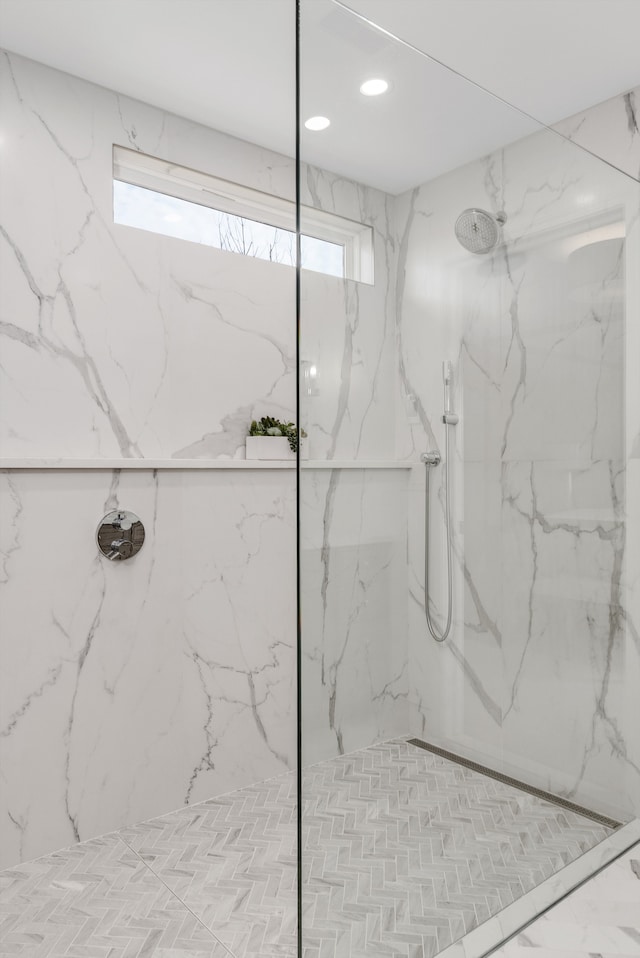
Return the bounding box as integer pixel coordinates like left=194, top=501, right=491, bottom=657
left=246, top=436, right=309, bottom=460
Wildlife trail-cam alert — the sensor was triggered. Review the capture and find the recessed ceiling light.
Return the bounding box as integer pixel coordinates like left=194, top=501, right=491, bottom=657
left=360, top=78, right=389, bottom=97
left=304, top=116, right=330, bottom=131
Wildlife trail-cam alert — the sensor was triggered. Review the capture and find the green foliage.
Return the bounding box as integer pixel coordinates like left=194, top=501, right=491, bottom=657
left=249, top=416, right=307, bottom=453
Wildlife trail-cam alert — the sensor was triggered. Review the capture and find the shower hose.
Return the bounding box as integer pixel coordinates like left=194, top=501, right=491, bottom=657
left=423, top=423, right=454, bottom=643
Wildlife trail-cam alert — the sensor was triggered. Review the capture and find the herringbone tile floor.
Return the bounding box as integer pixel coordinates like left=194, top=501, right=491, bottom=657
left=0, top=834, right=233, bottom=956
left=120, top=778, right=298, bottom=958
left=0, top=740, right=611, bottom=958
left=301, top=741, right=610, bottom=958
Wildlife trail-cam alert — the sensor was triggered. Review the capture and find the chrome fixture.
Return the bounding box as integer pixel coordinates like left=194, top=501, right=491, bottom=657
left=442, top=360, right=459, bottom=425
left=97, top=510, right=145, bottom=561
left=454, top=208, right=506, bottom=254
left=422, top=361, right=458, bottom=643
left=301, top=359, right=320, bottom=397
left=408, top=739, right=622, bottom=830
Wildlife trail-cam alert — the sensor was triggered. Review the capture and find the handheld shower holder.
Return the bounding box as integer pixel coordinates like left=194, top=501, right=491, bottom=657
left=421, top=451, right=441, bottom=466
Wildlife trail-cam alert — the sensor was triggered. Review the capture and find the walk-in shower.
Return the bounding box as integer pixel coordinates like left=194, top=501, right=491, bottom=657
left=1, top=1, right=639, bottom=957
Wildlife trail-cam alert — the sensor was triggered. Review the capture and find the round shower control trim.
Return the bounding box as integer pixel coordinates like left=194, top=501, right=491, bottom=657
left=97, top=510, right=145, bottom=561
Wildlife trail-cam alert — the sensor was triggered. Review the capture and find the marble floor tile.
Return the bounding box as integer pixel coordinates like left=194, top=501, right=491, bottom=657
left=0, top=834, right=232, bottom=957
left=118, top=739, right=610, bottom=958
left=301, top=740, right=611, bottom=958
left=119, top=777, right=298, bottom=958
left=0, top=740, right=621, bottom=958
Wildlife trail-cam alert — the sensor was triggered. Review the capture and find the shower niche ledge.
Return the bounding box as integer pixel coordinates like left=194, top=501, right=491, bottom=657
left=0, top=458, right=414, bottom=471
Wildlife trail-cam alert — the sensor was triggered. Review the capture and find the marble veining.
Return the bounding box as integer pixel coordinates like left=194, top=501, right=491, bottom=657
left=0, top=468, right=296, bottom=869
left=0, top=50, right=297, bottom=461
left=553, top=85, right=640, bottom=183
left=300, top=165, right=397, bottom=462
left=0, top=48, right=303, bottom=871
left=397, top=98, right=640, bottom=823
left=2, top=41, right=640, bottom=901
left=0, top=47, right=414, bottom=870
left=491, top=841, right=640, bottom=958
left=299, top=160, right=409, bottom=767
left=300, top=469, right=408, bottom=766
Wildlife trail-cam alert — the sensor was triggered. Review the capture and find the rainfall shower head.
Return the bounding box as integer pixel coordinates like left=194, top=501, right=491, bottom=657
left=454, top=208, right=507, bottom=254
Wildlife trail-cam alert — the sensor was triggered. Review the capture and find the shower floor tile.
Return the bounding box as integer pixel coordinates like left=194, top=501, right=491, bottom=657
left=0, top=739, right=614, bottom=958
left=0, top=834, right=232, bottom=957
left=119, top=776, right=298, bottom=958
left=301, top=740, right=611, bottom=958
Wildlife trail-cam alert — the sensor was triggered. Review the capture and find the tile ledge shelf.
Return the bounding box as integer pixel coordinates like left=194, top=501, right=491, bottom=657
left=0, top=458, right=414, bottom=471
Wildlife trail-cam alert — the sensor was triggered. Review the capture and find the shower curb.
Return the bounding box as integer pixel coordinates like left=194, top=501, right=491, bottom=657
left=407, top=738, right=622, bottom=830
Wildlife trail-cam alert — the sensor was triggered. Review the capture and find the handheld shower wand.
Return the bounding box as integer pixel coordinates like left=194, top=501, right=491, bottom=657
left=421, top=361, right=458, bottom=643
left=442, top=361, right=459, bottom=425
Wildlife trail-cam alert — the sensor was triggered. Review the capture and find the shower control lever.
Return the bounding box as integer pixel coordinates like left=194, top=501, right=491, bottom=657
left=107, top=538, right=134, bottom=560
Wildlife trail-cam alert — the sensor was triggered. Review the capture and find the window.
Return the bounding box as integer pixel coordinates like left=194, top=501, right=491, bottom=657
left=113, top=146, right=374, bottom=283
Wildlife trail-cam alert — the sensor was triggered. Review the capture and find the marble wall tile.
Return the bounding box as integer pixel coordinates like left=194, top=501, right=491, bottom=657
left=553, top=86, right=640, bottom=184
left=3, top=42, right=639, bottom=878
left=0, top=51, right=302, bottom=868
left=0, top=468, right=296, bottom=869
left=499, top=458, right=630, bottom=819
left=0, top=51, right=297, bottom=460
left=0, top=48, right=409, bottom=868
left=622, top=152, right=640, bottom=814
left=299, top=163, right=409, bottom=766
left=624, top=459, right=640, bottom=815
left=398, top=105, right=640, bottom=819
left=300, top=468, right=408, bottom=765
left=299, top=169, right=396, bottom=461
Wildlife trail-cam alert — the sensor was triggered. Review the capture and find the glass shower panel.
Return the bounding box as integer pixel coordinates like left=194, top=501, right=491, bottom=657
left=298, top=2, right=640, bottom=956
left=0, top=10, right=298, bottom=953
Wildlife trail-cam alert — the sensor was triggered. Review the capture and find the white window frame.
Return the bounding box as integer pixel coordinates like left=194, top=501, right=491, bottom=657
left=113, top=146, right=374, bottom=284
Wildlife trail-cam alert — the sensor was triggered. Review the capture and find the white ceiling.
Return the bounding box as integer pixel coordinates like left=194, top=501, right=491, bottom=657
left=343, top=0, right=640, bottom=125
left=0, top=0, right=297, bottom=156
left=0, top=0, right=638, bottom=193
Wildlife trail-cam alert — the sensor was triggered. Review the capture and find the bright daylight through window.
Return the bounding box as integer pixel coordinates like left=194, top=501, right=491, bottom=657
left=113, top=146, right=374, bottom=284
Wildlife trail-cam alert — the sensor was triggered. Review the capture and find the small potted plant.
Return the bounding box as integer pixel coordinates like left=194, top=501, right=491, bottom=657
left=246, top=416, right=308, bottom=460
